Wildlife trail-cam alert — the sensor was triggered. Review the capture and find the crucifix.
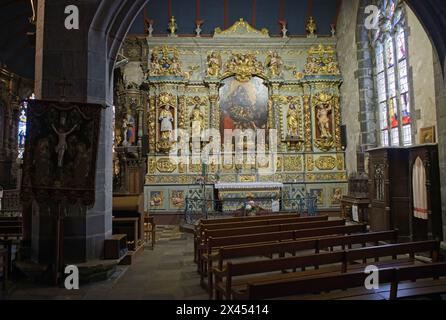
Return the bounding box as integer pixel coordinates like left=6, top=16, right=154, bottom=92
left=56, top=78, right=73, bottom=101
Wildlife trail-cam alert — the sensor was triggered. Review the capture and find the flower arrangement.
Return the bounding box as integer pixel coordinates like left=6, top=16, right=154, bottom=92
left=245, top=200, right=260, bottom=216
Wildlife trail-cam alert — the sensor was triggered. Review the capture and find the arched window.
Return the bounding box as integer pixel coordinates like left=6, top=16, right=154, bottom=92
left=372, top=0, right=412, bottom=146
left=17, top=94, right=34, bottom=159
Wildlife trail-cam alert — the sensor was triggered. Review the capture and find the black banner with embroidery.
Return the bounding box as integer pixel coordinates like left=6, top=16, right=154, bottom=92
left=21, top=100, right=102, bottom=206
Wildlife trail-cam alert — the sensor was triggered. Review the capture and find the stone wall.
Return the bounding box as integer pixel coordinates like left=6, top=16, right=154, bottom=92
left=336, top=0, right=361, bottom=174
left=405, top=4, right=438, bottom=142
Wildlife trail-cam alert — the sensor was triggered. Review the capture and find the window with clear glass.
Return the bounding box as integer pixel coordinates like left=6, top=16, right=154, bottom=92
left=372, top=0, right=412, bottom=147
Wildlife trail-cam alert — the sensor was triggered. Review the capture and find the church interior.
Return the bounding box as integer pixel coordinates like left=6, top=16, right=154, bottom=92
left=1, top=0, right=446, bottom=302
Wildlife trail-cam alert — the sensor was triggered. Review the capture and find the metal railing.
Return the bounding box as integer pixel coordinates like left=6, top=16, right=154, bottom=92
left=184, top=195, right=318, bottom=224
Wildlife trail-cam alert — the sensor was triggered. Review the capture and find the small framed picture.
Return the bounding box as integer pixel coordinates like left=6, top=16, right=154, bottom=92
left=420, top=126, right=436, bottom=144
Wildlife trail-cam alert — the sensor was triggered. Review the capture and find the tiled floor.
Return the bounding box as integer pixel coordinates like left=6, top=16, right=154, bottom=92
left=1, top=227, right=208, bottom=300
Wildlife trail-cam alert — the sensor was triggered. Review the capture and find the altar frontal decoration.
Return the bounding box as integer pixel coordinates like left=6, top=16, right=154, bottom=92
left=21, top=100, right=102, bottom=206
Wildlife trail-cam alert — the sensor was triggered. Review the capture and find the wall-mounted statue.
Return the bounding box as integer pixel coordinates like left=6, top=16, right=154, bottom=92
left=190, top=105, right=204, bottom=137
left=286, top=104, right=300, bottom=138
left=159, top=105, right=174, bottom=140
left=207, top=51, right=222, bottom=77
left=265, top=51, right=283, bottom=77
left=122, top=108, right=136, bottom=146
left=316, top=102, right=332, bottom=139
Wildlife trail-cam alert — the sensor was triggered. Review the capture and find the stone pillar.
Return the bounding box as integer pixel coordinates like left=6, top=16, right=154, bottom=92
left=356, top=0, right=377, bottom=154
left=433, top=51, right=446, bottom=247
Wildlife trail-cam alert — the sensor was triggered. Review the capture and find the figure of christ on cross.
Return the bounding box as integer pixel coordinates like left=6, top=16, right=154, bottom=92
left=52, top=116, right=78, bottom=168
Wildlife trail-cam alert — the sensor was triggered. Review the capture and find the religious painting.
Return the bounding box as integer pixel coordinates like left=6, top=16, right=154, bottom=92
left=309, top=188, right=324, bottom=206
left=170, top=190, right=185, bottom=209
left=219, top=76, right=269, bottom=140
left=21, top=100, right=102, bottom=206
left=331, top=187, right=343, bottom=205
left=420, top=126, right=436, bottom=144
left=149, top=191, right=164, bottom=208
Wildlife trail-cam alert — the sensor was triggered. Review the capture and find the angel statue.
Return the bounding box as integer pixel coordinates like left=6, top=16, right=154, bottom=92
left=207, top=51, right=221, bottom=77
left=265, top=51, right=283, bottom=77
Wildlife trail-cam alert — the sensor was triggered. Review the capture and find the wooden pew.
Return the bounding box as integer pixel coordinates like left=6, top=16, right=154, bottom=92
left=203, top=219, right=345, bottom=243
left=200, top=224, right=367, bottom=275
left=215, top=240, right=439, bottom=300
left=205, top=230, right=398, bottom=297
left=194, top=214, right=320, bottom=262
left=240, top=262, right=446, bottom=300
left=198, top=219, right=347, bottom=273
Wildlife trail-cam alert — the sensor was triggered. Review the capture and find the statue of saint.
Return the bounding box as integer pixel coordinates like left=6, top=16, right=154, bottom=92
left=287, top=104, right=300, bottom=137
left=123, top=109, right=136, bottom=146
left=52, top=115, right=78, bottom=168
left=265, top=52, right=283, bottom=77
left=207, top=52, right=221, bottom=77
left=316, top=102, right=332, bottom=139
left=190, top=106, right=204, bottom=138
left=159, top=106, right=174, bottom=140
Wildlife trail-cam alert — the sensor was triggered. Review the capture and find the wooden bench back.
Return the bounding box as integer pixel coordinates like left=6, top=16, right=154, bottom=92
left=345, top=240, right=440, bottom=263
left=244, top=267, right=396, bottom=300
left=244, top=262, right=446, bottom=300
left=204, top=219, right=345, bottom=239
left=223, top=240, right=439, bottom=287
left=201, top=215, right=327, bottom=232
left=218, top=230, right=398, bottom=269
left=199, top=213, right=299, bottom=226
left=208, top=224, right=367, bottom=249
left=318, top=230, right=398, bottom=249
left=228, top=251, right=345, bottom=277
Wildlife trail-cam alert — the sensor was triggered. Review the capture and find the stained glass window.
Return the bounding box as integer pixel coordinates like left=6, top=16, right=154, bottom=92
left=372, top=0, right=412, bottom=147
left=17, top=94, right=34, bottom=159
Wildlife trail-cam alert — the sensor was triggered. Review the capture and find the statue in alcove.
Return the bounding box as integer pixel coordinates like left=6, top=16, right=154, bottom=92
left=122, top=108, right=136, bottom=146
left=190, top=105, right=204, bottom=138
left=286, top=104, right=300, bottom=137
left=265, top=51, right=283, bottom=77
left=159, top=105, right=174, bottom=140
left=316, top=102, right=332, bottom=139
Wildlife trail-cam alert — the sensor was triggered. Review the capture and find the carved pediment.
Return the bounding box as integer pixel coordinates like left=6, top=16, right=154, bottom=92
left=214, top=18, right=269, bottom=39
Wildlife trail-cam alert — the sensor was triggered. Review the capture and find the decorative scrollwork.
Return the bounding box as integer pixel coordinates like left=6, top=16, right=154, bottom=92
left=315, top=156, right=336, bottom=170
left=304, top=45, right=340, bottom=75
left=223, top=52, right=265, bottom=82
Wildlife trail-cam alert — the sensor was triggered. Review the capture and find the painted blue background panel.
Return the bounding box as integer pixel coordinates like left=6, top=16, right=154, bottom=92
left=146, top=0, right=170, bottom=34
left=200, top=0, right=225, bottom=34
left=256, top=0, right=281, bottom=35
left=313, top=0, right=339, bottom=35
left=227, top=0, right=252, bottom=27
left=283, top=0, right=309, bottom=36
left=172, top=0, right=197, bottom=35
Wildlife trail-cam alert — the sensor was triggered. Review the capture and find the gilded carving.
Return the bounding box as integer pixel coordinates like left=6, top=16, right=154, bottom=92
left=207, top=51, right=222, bottom=77
left=148, top=157, right=156, bottom=174
left=265, top=51, right=283, bottom=77
left=284, top=156, right=303, bottom=171
left=149, top=46, right=183, bottom=77
left=337, top=154, right=345, bottom=171
left=214, top=18, right=269, bottom=38
left=148, top=95, right=156, bottom=152
left=223, top=52, right=265, bottom=82
left=315, top=156, right=336, bottom=170
left=157, top=158, right=177, bottom=173
left=304, top=45, right=340, bottom=75
left=307, top=155, right=314, bottom=172
left=306, top=17, right=317, bottom=37
left=303, top=95, right=312, bottom=151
